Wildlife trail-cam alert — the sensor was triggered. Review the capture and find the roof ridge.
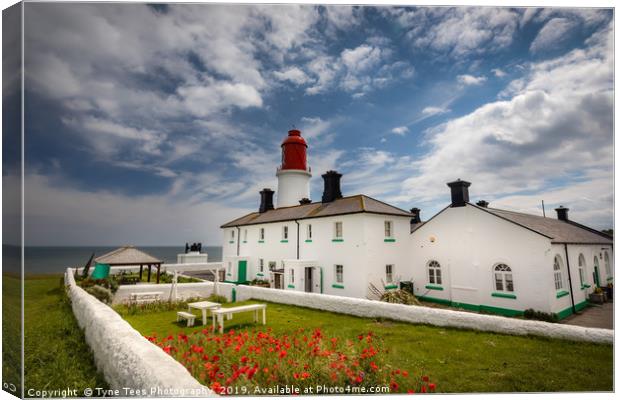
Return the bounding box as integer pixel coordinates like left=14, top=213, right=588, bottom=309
left=361, top=194, right=413, bottom=215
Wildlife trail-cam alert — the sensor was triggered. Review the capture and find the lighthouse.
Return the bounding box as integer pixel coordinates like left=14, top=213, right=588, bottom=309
left=276, top=129, right=312, bottom=208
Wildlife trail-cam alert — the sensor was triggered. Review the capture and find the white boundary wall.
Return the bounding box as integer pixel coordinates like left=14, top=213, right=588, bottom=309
left=233, top=285, right=612, bottom=344
left=112, top=281, right=236, bottom=305
left=64, top=269, right=214, bottom=397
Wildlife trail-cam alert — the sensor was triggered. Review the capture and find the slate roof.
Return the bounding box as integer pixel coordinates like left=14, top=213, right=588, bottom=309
left=95, top=246, right=162, bottom=265
left=221, top=195, right=412, bottom=228
left=476, top=205, right=613, bottom=245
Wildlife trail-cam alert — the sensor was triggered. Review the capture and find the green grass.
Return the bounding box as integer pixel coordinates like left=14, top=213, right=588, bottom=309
left=23, top=274, right=107, bottom=396
left=3, top=273, right=22, bottom=396
left=120, top=300, right=613, bottom=393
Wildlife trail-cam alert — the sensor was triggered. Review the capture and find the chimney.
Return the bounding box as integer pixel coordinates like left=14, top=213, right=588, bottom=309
left=476, top=200, right=489, bottom=208
left=410, top=208, right=421, bottom=224
left=259, top=188, right=275, bottom=213
left=447, top=179, right=471, bottom=207
left=322, top=170, right=343, bottom=203
left=299, top=198, right=312, bottom=205
left=555, top=205, right=569, bottom=221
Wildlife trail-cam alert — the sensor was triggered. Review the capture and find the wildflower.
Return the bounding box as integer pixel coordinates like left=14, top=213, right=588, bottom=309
left=293, top=373, right=300, bottom=379
left=279, top=350, right=287, bottom=358
left=370, top=361, right=378, bottom=371
left=421, top=386, right=427, bottom=393
left=422, top=375, right=429, bottom=382
left=240, top=356, right=249, bottom=363
left=407, top=390, right=415, bottom=394
left=301, top=372, right=310, bottom=379
left=429, top=383, right=436, bottom=391
left=402, top=370, right=409, bottom=377
left=390, top=381, right=399, bottom=391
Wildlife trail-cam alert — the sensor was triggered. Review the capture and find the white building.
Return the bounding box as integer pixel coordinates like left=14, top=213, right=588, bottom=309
left=220, top=130, right=613, bottom=319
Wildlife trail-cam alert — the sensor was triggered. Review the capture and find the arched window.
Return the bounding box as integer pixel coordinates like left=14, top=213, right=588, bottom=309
left=553, top=255, right=564, bottom=290
left=578, top=254, right=587, bottom=287
left=604, top=251, right=611, bottom=278
left=427, top=260, right=442, bottom=285
left=494, top=264, right=514, bottom=292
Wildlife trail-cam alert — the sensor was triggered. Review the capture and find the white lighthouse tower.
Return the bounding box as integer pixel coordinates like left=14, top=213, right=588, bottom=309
left=276, top=129, right=312, bottom=208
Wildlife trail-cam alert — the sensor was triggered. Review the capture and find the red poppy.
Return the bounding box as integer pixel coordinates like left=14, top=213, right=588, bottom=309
left=422, top=375, right=429, bottom=382
left=429, top=383, right=436, bottom=391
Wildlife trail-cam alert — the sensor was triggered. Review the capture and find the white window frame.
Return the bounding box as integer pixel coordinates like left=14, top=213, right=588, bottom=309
left=290, top=269, right=295, bottom=284
left=578, top=254, right=586, bottom=286
left=227, top=262, right=232, bottom=275
left=604, top=251, right=611, bottom=277
left=259, top=228, right=265, bottom=240
left=282, top=225, right=289, bottom=240
left=553, top=255, right=564, bottom=291
left=493, top=263, right=514, bottom=292
left=334, top=222, right=343, bottom=239
left=259, top=258, right=264, bottom=273
left=427, top=260, right=442, bottom=285
left=307, top=224, right=312, bottom=240
left=386, top=264, right=394, bottom=283
left=384, top=221, right=393, bottom=238
left=335, top=264, right=344, bottom=284
left=243, top=229, right=247, bottom=241
left=231, top=230, right=235, bottom=240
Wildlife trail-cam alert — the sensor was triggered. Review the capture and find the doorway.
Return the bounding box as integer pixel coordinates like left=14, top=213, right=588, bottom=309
left=304, top=267, right=313, bottom=292
left=237, top=260, right=247, bottom=283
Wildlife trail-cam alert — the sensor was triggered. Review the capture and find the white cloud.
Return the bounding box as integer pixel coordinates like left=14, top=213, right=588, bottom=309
left=273, top=67, right=311, bottom=85
left=391, top=126, right=409, bottom=135
left=492, top=68, right=507, bottom=77
left=422, top=106, right=449, bottom=116
left=457, top=74, right=487, bottom=86
left=323, top=6, right=363, bottom=35
left=530, top=17, right=577, bottom=53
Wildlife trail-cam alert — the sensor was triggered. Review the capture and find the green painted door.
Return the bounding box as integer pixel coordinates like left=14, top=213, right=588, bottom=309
left=238, top=260, right=247, bottom=283
left=594, top=266, right=601, bottom=287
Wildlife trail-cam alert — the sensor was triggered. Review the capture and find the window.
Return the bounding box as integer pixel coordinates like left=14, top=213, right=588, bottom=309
left=604, top=251, right=611, bottom=277
left=335, top=265, right=344, bottom=283
left=282, top=226, right=288, bottom=240
left=578, top=254, right=586, bottom=286
left=494, top=264, right=514, bottom=292
left=553, top=255, right=564, bottom=290
left=334, top=222, right=343, bottom=239
left=243, top=229, right=247, bottom=241
left=290, top=269, right=295, bottom=284
left=307, top=224, right=312, bottom=240
left=428, top=260, right=441, bottom=285
left=259, top=228, right=265, bottom=240
left=259, top=259, right=264, bottom=273
left=269, top=261, right=276, bottom=271
left=384, top=221, right=393, bottom=238
left=231, top=230, right=235, bottom=240
left=386, top=264, right=394, bottom=283
left=227, top=262, right=232, bottom=275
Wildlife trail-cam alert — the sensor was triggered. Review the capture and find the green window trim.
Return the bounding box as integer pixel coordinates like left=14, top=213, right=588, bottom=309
left=256, top=273, right=264, bottom=277
left=556, top=290, right=570, bottom=298
left=228, top=241, right=234, bottom=244
left=607, top=277, right=614, bottom=281
left=242, top=240, right=247, bottom=243
left=258, top=240, right=265, bottom=243
left=287, top=284, right=295, bottom=289
left=581, top=284, right=591, bottom=290
left=384, top=284, right=398, bottom=290
left=332, top=284, right=344, bottom=289
left=280, top=240, right=289, bottom=243
left=425, top=284, right=443, bottom=291
left=384, top=238, right=396, bottom=242
left=418, top=296, right=525, bottom=317
left=491, top=292, right=517, bottom=299
left=305, top=239, right=313, bottom=243
left=332, top=238, right=344, bottom=242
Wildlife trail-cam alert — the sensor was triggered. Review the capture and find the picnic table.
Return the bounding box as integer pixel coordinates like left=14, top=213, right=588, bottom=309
left=211, top=304, right=266, bottom=333
left=187, top=301, right=221, bottom=325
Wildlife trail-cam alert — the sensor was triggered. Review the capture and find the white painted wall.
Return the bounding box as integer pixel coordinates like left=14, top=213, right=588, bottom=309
left=64, top=269, right=213, bottom=396
left=276, top=169, right=311, bottom=208
left=177, top=251, right=209, bottom=264
left=112, top=281, right=236, bottom=305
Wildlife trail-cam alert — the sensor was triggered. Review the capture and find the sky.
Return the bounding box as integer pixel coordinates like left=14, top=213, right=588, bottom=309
left=4, top=3, right=614, bottom=245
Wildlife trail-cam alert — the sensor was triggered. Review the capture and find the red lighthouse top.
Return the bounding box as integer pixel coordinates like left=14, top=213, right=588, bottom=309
left=280, top=129, right=308, bottom=171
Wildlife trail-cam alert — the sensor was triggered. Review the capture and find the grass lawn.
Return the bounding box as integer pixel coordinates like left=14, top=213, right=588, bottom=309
left=118, top=299, right=613, bottom=393
left=2, top=273, right=22, bottom=396
left=23, top=275, right=107, bottom=396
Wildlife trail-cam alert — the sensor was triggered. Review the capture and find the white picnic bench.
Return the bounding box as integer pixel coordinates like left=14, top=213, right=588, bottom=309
left=187, top=301, right=221, bottom=325
left=176, top=311, right=196, bottom=327
left=211, top=304, right=267, bottom=333
left=128, top=291, right=163, bottom=304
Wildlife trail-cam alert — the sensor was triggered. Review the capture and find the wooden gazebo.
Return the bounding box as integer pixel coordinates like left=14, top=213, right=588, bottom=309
left=95, top=246, right=163, bottom=283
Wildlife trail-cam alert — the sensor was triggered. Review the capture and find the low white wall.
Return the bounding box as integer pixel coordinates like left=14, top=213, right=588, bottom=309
left=112, top=281, right=236, bottom=305
left=64, top=269, right=213, bottom=397
left=234, top=285, right=613, bottom=344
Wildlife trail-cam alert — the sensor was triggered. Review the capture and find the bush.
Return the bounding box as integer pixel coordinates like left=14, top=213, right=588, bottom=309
left=207, top=294, right=228, bottom=304
left=84, top=285, right=113, bottom=304
left=523, top=309, right=558, bottom=323
left=380, top=289, right=420, bottom=305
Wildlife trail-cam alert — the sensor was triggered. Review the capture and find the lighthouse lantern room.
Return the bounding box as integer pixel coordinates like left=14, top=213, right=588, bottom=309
left=276, top=129, right=312, bottom=208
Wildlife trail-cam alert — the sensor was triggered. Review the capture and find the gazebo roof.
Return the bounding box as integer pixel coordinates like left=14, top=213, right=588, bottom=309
left=94, top=245, right=162, bottom=266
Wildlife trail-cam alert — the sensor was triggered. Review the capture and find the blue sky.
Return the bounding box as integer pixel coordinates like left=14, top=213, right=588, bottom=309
left=10, top=4, right=613, bottom=245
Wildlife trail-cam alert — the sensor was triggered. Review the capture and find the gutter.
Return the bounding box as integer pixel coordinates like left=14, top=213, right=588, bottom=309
left=295, top=220, right=300, bottom=260
left=564, top=243, right=576, bottom=314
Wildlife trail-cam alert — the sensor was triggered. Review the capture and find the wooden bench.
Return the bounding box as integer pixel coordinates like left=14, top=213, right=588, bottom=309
left=177, top=311, right=196, bottom=327
left=211, top=304, right=266, bottom=333
left=128, top=292, right=163, bottom=305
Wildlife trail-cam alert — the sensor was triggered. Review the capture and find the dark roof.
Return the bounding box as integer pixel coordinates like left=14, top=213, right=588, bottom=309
left=475, top=205, right=613, bottom=245
left=221, top=195, right=412, bottom=228
left=95, top=246, right=162, bottom=265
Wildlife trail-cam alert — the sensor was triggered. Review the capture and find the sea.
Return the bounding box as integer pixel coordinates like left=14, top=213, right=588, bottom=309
left=2, top=245, right=223, bottom=275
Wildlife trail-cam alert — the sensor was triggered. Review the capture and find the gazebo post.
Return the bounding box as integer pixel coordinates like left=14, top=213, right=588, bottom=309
left=147, top=264, right=152, bottom=282
left=139, top=264, right=143, bottom=280
left=156, top=263, right=161, bottom=284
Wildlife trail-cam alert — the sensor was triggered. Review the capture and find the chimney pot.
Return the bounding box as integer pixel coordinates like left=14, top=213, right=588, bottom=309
left=476, top=200, right=489, bottom=208
left=259, top=188, right=275, bottom=213
left=410, top=207, right=421, bottom=224
left=447, top=179, right=471, bottom=207
left=555, top=205, right=569, bottom=221
left=321, top=170, right=343, bottom=203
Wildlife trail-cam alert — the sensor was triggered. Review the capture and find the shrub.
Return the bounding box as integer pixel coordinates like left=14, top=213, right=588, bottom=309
left=380, top=289, right=420, bottom=306
left=523, top=309, right=558, bottom=323
left=147, top=327, right=436, bottom=394
left=84, top=285, right=113, bottom=304
left=207, top=294, right=229, bottom=304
